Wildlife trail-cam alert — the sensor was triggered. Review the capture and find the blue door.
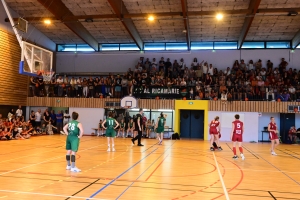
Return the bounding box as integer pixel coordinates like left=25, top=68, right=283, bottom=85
left=191, top=110, right=204, bottom=139
left=180, top=110, right=204, bottom=139
left=180, top=110, right=191, bottom=138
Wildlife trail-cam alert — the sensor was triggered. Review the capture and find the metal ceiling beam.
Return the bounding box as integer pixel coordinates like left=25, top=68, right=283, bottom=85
left=107, top=0, right=143, bottom=50
left=36, top=0, right=99, bottom=50
left=9, top=8, right=300, bottom=22
left=292, top=29, right=300, bottom=49
left=238, top=0, right=261, bottom=49
left=180, top=0, right=190, bottom=50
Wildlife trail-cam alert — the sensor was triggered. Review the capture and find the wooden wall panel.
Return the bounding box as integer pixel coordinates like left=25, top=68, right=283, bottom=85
left=27, top=97, right=299, bottom=113
left=27, top=97, right=175, bottom=109
left=0, top=29, right=28, bottom=106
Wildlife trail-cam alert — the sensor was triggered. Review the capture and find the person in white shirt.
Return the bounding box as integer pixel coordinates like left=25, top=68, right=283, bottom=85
left=56, top=76, right=64, bottom=97
left=289, top=85, right=296, bottom=101
left=70, top=77, right=77, bottom=97
left=247, top=60, right=254, bottom=71
left=208, top=64, right=214, bottom=75
left=224, top=67, right=231, bottom=76
left=179, top=58, right=186, bottom=75
left=63, top=110, right=70, bottom=125
left=202, top=62, right=208, bottom=78
left=191, top=58, right=199, bottom=70
left=151, top=58, right=157, bottom=70
left=35, top=109, right=42, bottom=127
left=16, top=105, right=23, bottom=117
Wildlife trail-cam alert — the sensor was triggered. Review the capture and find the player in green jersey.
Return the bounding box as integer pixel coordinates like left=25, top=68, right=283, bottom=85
left=127, top=118, right=135, bottom=138
left=117, top=119, right=126, bottom=138
left=102, top=112, right=119, bottom=152
left=63, top=112, right=84, bottom=172
left=155, top=112, right=166, bottom=145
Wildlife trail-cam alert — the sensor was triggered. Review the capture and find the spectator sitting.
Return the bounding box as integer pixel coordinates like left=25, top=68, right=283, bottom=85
left=46, top=121, right=57, bottom=135
left=288, top=126, right=297, bottom=143
left=282, top=90, right=290, bottom=102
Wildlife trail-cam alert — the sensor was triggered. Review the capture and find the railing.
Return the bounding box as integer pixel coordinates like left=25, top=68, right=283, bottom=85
left=28, top=83, right=298, bottom=102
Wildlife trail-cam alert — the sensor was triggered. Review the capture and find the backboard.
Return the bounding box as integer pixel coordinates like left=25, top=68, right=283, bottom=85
left=121, top=96, right=138, bottom=108
left=19, top=41, right=53, bottom=77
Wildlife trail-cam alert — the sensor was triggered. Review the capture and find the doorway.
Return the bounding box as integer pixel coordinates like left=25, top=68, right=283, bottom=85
left=180, top=110, right=204, bottom=139
left=280, top=113, right=295, bottom=143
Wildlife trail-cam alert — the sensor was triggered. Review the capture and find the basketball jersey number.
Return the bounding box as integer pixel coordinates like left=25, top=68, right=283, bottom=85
left=69, top=123, right=75, bottom=131
left=237, top=123, right=241, bottom=128
left=108, top=120, right=113, bottom=126
left=211, top=123, right=215, bottom=126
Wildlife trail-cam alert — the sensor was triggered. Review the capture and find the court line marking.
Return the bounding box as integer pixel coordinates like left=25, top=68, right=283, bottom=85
left=87, top=148, right=158, bottom=200
left=115, top=154, right=170, bottom=199
left=145, top=154, right=169, bottom=181
left=244, top=145, right=300, bottom=186
left=65, top=179, right=100, bottom=200
left=268, top=191, right=277, bottom=200
left=212, top=152, right=230, bottom=200
left=0, top=189, right=106, bottom=200
left=0, top=144, right=103, bottom=177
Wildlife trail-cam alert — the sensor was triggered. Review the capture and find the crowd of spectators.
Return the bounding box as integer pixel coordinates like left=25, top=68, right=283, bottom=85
left=0, top=107, right=70, bottom=140
left=29, top=56, right=298, bottom=101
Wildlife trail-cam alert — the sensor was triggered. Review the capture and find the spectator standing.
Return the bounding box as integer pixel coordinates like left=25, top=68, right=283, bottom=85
left=77, top=77, right=83, bottom=97
left=43, top=109, right=51, bottom=125
left=64, top=110, right=70, bottom=126
left=56, top=76, right=64, bottom=97
left=165, top=58, right=172, bottom=77
left=179, top=58, right=186, bottom=76
left=50, top=110, right=56, bottom=126
left=16, top=105, right=23, bottom=118
left=158, top=57, right=165, bottom=72
left=115, top=74, right=122, bottom=98
left=56, top=110, right=63, bottom=133
left=88, top=77, right=94, bottom=98
left=35, top=109, right=42, bottom=127
left=29, top=110, right=36, bottom=127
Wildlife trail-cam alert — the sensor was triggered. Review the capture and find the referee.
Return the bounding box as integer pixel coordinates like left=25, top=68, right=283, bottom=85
left=131, top=108, right=144, bottom=146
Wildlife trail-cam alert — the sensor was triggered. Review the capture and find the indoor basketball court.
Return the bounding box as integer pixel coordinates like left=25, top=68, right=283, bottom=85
left=1, top=0, right=300, bottom=199
left=0, top=137, right=299, bottom=199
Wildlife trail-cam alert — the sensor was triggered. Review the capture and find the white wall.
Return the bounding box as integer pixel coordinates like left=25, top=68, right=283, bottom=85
left=296, top=114, right=300, bottom=129
left=0, top=2, right=56, bottom=51
left=68, top=107, right=105, bottom=135
left=208, top=111, right=259, bottom=142
left=56, top=49, right=300, bottom=73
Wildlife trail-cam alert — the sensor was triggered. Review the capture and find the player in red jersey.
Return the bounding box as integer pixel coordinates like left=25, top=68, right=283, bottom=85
left=230, top=114, right=245, bottom=160
left=268, top=117, right=279, bottom=155
left=209, top=116, right=223, bottom=151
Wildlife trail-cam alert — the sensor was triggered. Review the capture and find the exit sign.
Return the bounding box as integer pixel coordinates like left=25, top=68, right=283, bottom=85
left=188, top=102, right=193, bottom=105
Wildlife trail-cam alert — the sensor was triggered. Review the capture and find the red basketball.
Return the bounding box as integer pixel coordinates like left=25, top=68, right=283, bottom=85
left=35, top=83, right=39, bottom=87
left=62, top=83, right=66, bottom=88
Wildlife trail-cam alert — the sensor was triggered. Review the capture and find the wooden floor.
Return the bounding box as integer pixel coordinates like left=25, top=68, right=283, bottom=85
left=0, top=136, right=299, bottom=200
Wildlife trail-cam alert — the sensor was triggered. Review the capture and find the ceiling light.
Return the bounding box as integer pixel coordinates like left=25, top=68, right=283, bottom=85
left=216, top=13, right=223, bottom=20
left=148, top=16, right=154, bottom=21
left=44, top=19, right=51, bottom=24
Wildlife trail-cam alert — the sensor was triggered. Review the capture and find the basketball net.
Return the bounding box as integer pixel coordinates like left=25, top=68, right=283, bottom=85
left=42, top=71, right=55, bottom=84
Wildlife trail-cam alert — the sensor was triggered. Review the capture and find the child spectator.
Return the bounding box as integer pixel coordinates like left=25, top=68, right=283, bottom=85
left=46, top=121, right=57, bottom=135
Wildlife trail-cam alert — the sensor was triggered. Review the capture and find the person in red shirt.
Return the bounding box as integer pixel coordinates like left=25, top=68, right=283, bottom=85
left=288, top=126, right=297, bottom=143
left=209, top=116, right=222, bottom=151
left=268, top=117, right=279, bottom=155
left=230, top=114, right=245, bottom=160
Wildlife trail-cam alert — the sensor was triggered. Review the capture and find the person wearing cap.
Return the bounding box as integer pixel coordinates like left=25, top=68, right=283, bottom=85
left=131, top=108, right=144, bottom=146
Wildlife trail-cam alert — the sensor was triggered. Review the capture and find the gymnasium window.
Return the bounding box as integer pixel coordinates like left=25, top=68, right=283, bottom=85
left=76, top=44, right=95, bottom=51
left=165, top=43, right=188, bottom=50
left=191, top=42, right=213, bottom=50
left=214, top=42, right=237, bottom=49
left=266, top=41, right=290, bottom=49
left=144, top=43, right=165, bottom=50
left=57, top=44, right=77, bottom=51
left=120, top=43, right=139, bottom=50
left=100, top=44, right=120, bottom=51
left=241, top=42, right=264, bottom=49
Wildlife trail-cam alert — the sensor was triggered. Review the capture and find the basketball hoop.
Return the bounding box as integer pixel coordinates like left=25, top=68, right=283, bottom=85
left=42, top=71, right=55, bottom=84
left=124, top=106, right=131, bottom=109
